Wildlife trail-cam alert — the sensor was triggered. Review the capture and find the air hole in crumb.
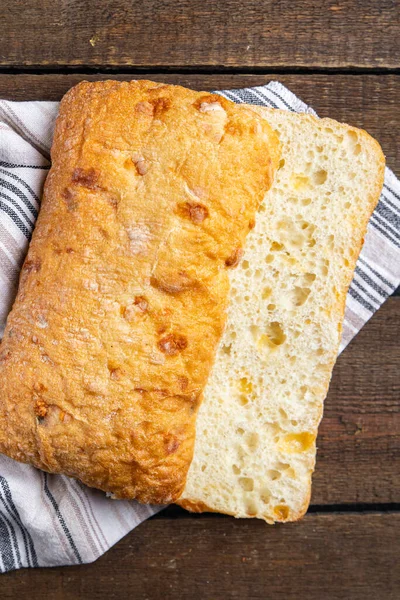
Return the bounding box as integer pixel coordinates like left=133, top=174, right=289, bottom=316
left=313, top=170, right=327, bottom=185
left=237, top=427, right=245, bottom=435
left=268, top=322, right=286, bottom=346
left=256, top=322, right=286, bottom=349
left=304, top=272, right=316, bottom=284
left=301, top=197, right=312, bottom=206
left=279, top=408, right=288, bottom=420
left=271, top=241, right=284, bottom=251
left=267, top=470, right=281, bottom=481
left=246, top=432, right=259, bottom=451
left=292, top=286, right=311, bottom=307
left=242, top=260, right=250, bottom=270
left=265, top=254, right=274, bottom=264
left=278, top=158, right=285, bottom=169
left=246, top=500, right=258, bottom=516
left=232, top=464, right=241, bottom=475
left=201, top=465, right=207, bottom=472
left=292, top=174, right=310, bottom=191
left=260, top=488, right=271, bottom=504
left=262, top=287, right=272, bottom=300
left=277, top=462, right=291, bottom=471
left=267, top=304, right=276, bottom=311
left=279, top=432, right=315, bottom=453
left=274, top=505, right=289, bottom=520
left=344, top=201, right=351, bottom=209
left=239, top=477, right=254, bottom=492
left=239, top=378, right=253, bottom=394
left=250, top=325, right=260, bottom=342
left=345, top=130, right=358, bottom=144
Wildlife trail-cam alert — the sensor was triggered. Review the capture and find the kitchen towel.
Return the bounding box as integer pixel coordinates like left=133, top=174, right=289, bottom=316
left=0, top=81, right=399, bottom=572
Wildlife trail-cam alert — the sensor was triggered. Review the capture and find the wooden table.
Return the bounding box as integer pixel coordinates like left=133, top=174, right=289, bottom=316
left=1, top=1, right=399, bottom=598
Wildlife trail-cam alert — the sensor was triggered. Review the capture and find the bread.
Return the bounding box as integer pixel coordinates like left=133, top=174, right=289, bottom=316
left=179, top=107, right=385, bottom=521
left=0, top=81, right=280, bottom=504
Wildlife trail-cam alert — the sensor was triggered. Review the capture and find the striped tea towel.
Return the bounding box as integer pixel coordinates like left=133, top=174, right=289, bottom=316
left=0, top=81, right=399, bottom=572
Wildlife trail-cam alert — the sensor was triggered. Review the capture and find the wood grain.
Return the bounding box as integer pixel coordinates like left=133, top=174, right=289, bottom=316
left=313, top=297, right=400, bottom=504
left=3, top=512, right=400, bottom=600
left=0, top=0, right=398, bottom=70
left=0, top=73, right=399, bottom=173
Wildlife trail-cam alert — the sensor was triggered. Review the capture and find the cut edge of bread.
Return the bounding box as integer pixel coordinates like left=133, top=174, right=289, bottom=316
left=178, top=108, right=385, bottom=523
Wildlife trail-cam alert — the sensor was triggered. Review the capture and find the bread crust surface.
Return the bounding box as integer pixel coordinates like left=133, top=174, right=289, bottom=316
left=0, top=81, right=279, bottom=503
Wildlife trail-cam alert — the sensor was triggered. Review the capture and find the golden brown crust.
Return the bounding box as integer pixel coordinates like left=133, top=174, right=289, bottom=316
left=0, top=80, right=279, bottom=503
left=177, top=498, right=220, bottom=514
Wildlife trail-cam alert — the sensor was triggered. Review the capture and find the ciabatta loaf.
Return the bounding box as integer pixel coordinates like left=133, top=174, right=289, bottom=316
left=0, top=82, right=280, bottom=504
left=179, top=107, right=385, bottom=521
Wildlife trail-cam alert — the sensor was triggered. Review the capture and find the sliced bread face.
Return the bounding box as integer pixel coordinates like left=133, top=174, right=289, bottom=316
left=179, top=108, right=385, bottom=522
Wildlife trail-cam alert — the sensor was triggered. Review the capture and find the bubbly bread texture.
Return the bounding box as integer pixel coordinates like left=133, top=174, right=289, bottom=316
left=0, top=81, right=280, bottom=504
left=179, top=107, right=385, bottom=521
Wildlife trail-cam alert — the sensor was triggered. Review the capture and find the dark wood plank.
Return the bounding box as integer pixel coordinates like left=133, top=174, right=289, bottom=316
left=0, top=0, right=399, bottom=70
left=314, top=297, right=400, bottom=504
left=0, top=73, right=399, bottom=172
left=3, top=512, right=400, bottom=600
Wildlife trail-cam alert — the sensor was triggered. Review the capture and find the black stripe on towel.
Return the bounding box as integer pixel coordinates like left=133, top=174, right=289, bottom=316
left=0, top=200, right=32, bottom=238
left=354, top=265, right=388, bottom=299
left=0, top=477, right=38, bottom=568
left=0, top=168, right=40, bottom=203
left=370, top=215, right=400, bottom=249
left=0, top=178, right=38, bottom=218
left=43, top=474, right=83, bottom=564
left=0, top=161, right=49, bottom=170
left=375, top=198, right=400, bottom=232
left=0, top=513, right=17, bottom=572
left=358, top=256, right=395, bottom=289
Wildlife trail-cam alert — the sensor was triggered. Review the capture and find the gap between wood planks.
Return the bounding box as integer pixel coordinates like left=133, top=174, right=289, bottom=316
left=156, top=503, right=400, bottom=520
left=0, top=66, right=400, bottom=76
